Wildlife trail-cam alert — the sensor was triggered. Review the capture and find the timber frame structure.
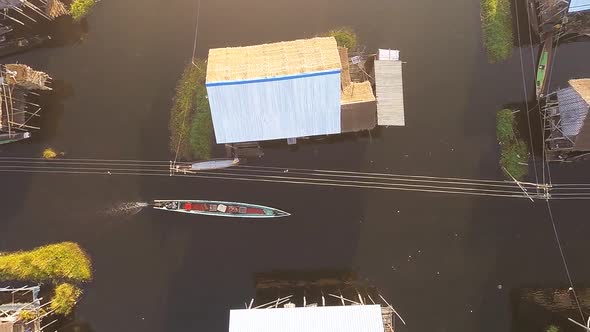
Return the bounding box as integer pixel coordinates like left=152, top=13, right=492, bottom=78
left=542, top=79, right=590, bottom=161
left=0, top=63, right=51, bottom=144
left=238, top=270, right=406, bottom=332
left=527, top=0, right=590, bottom=40
left=0, top=0, right=69, bottom=57
left=239, top=291, right=403, bottom=332
left=0, top=286, right=43, bottom=332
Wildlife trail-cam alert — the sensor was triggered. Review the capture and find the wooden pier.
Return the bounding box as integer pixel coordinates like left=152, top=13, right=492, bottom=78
left=374, top=50, right=405, bottom=126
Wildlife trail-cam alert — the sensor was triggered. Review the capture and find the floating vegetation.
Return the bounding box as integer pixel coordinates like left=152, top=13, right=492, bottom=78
left=0, top=242, right=92, bottom=282
left=496, top=109, right=529, bottom=180
left=481, top=0, right=513, bottom=62
left=496, top=109, right=516, bottom=144
left=0, top=242, right=92, bottom=317
left=70, top=0, right=96, bottom=21
left=104, top=201, right=149, bottom=217
left=501, top=138, right=529, bottom=180
left=18, top=309, right=41, bottom=321
left=51, top=283, right=82, bottom=315
left=43, top=148, right=58, bottom=159
left=326, top=27, right=357, bottom=49
left=169, top=59, right=213, bottom=160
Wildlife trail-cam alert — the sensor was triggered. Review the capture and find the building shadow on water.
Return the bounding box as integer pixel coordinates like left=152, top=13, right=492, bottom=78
left=511, top=0, right=541, bottom=47
left=27, top=79, right=74, bottom=143
left=510, top=100, right=545, bottom=161
left=45, top=16, right=90, bottom=48
left=54, top=319, right=96, bottom=332
left=0, top=14, right=89, bottom=59
left=511, top=286, right=590, bottom=332
left=0, top=81, right=72, bottom=228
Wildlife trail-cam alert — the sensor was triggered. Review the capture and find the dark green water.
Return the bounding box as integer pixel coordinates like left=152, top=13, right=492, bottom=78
left=1, top=0, right=590, bottom=331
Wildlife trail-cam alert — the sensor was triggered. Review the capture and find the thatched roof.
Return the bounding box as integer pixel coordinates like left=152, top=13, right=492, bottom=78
left=206, top=37, right=341, bottom=83
left=570, top=79, right=590, bottom=105
left=341, top=81, right=375, bottom=104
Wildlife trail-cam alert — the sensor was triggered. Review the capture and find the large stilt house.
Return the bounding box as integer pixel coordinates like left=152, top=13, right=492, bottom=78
left=543, top=79, right=590, bottom=161
left=205, top=37, right=405, bottom=145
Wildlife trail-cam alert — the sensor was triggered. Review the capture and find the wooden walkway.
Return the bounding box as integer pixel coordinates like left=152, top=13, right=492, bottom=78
left=375, top=60, right=405, bottom=126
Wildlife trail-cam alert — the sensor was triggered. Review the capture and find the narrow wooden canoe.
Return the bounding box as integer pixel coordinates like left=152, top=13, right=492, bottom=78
left=153, top=200, right=290, bottom=218
left=0, top=132, right=30, bottom=145
left=536, top=34, right=554, bottom=98
left=172, top=158, right=239, bottom=173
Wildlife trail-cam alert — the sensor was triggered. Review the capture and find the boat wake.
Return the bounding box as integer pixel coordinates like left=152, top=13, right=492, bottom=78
left=104, top=202, right=149, bottom=217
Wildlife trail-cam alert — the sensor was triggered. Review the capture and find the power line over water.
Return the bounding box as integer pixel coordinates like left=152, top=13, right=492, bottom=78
left=1, top=157, right=590, bottom=200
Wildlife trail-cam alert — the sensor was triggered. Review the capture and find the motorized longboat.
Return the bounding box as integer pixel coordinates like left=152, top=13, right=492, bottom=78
left=153, top=200, right=290, bottom=218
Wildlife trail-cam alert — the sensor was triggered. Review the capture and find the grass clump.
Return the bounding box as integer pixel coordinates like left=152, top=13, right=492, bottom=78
left=546, top=326, right=560, bottom=332
left=497, top=109, right=516, bottom=144
left=169, top=59, right=213, bottom=160
left=43, top=148, right=57, bottom=159
left=19, top=310, right=41, bottom=321
left=327, top=28, right=357, bottom=49
left=69, top=0, right=96, bottom=21
left=501, top=138, right=529, bottom=180
left=51, top=283, right=82, bottom=315
left=496, top=109, right=529, bottom=180
left=481, top=0, right=514, bottom=62
left=0, top=242, right=92, bottom=282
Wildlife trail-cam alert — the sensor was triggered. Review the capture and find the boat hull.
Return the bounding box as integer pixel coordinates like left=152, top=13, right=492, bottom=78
left=191, top=158, right=239, bottom=171
left=0, top=132, right=31, bottom=145
left=152, top=200, right=290, bottom=218
left=536, top=35, right=554, bottom=98
left=172, top=158, right=239, bottom=173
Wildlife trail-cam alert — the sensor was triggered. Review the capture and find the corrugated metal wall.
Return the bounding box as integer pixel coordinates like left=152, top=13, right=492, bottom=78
left=569, top=0, right=590, bottom=13
left=229, top=305, right=384, bottom=332
left=206, top=71, right=341, bottom=144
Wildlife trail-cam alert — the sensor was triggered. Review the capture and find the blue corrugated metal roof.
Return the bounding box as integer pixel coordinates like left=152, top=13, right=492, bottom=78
left=207, top=70, right=342, bottom=144
left=558, top=87, right=589, bottom=136
left=569, top=0, right=590, bottom=13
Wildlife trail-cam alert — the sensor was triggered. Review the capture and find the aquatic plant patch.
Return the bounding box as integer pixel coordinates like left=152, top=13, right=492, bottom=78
left=0, top=242, right=91, bottom=317
left=496, top=109, right=529, bottom=180
left=169, top=59, right=213, bottom=160
left=496, top=108, right=516, bottom=144
left=51, top=283, right=82, bottom=315
left=327, top=28, right=358, bottom=49
left=481, top=0, right=514, bottom=62
left=70, top=0, right=96, bottom=21
left=500, top=138, right=529, bottom=180
left=0, top=242, right=92, bottom=282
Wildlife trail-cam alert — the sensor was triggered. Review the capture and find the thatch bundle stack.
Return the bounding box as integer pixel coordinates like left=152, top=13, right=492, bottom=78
left=46, top=0, right=69, bottom=18
left=4, top=64, right=52, bottom=90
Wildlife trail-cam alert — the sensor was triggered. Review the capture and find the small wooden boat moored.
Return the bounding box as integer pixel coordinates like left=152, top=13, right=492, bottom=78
left=172, top=158, right=239, bottom=174
left=0, top=132, right=31, bottom=145
left=536, top=34, right=554, bottom=98
left=153, top=200, right=290, bottom=218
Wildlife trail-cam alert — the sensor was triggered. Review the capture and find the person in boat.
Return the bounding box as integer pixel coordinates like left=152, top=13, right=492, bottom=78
left=165, top=202, right=178, bottom=209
